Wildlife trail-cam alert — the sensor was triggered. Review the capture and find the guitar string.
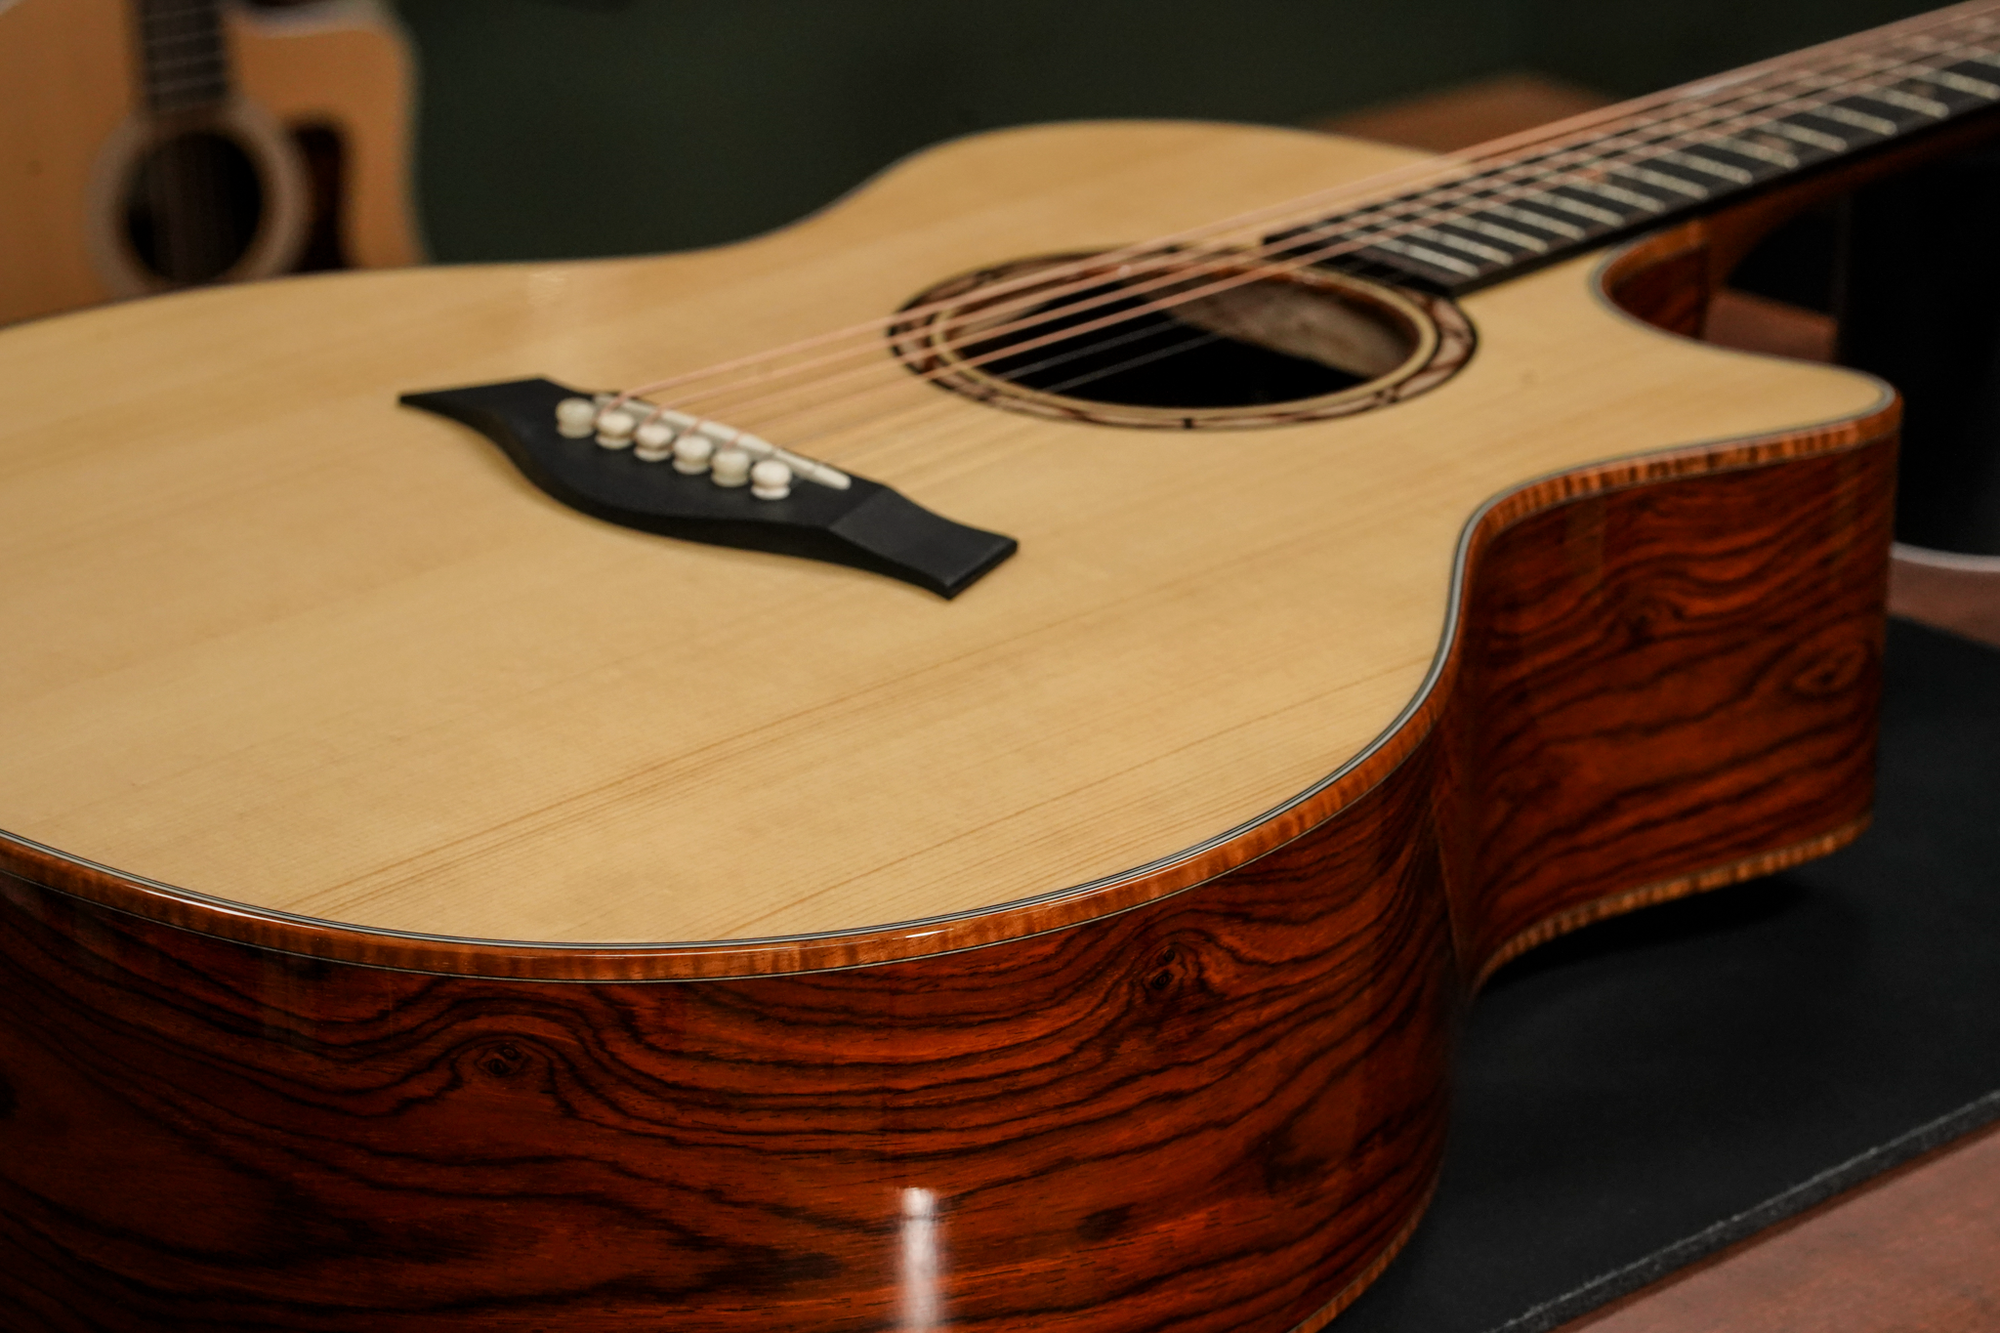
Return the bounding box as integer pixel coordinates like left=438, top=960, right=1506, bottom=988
left=609, top=2, right=1988, bottom=409
left=567, top=21, right=2000, bottom=490
left=712, top=58, right=1946, bottom=427
left=600, top=3, right=1987, bottom=412
left=703, top=19, right=2000, bottom=420
left=738, top=22, right=2000, bottom=446
left=742, top=43, right=2000, bottom=466
left=947, top=34, right=2000, bottom=411
left=598, top=0, right=2000, bottom=431
left=613, top=39, right=1996, bottom=455
left=636, top=23, right=2000, bottom=449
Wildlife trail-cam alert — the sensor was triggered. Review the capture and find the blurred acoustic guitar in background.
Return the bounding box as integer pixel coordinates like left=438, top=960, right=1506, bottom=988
left=0, top=0, right=420, bottom=326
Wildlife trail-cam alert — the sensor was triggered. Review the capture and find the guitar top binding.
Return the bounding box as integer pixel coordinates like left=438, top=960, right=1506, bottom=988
left=400, top=377, right=1018, bottom=598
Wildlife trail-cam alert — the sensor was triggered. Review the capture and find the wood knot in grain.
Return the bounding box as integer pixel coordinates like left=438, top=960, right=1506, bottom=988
left=1786, top=635, right=1872, bottom=699
left=1141, top=943, right=1189, bottom=1000
left=1623, top=593, right=1686, bottom=645
left=472, top=1041, right=532, bottom=1081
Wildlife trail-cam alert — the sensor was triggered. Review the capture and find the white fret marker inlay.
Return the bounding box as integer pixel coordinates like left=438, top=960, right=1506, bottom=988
left=1484, top=203, right=1587, bottom=241
left=1371, top=236, right=1481, bottom=277
left=1567, top=178, right=1668, bottom=213
left=1922, top=68, right=2000, bottom=98
left=1524, top=192, right=1625, bottom=228
left=1710, top=137, right=1799, bottom=170
left=1658, top=149, right=1757, bottom=184
left=1765, top=119, right=1848, bottom=152
left=1811, top=102, right=1900, bottom=136
left=1458, top=216, right=1550, bottom=253
left=1413, top=227, right=1513, bottom=264
left=1867, top=86, right=1952, bottom=118
left=1613, top=166, right=1709, bottom=199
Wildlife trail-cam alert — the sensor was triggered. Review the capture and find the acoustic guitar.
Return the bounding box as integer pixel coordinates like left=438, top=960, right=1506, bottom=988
left=1, top=4, right=1994, bottom=1330
left=0, top=0, right=420, bottom=326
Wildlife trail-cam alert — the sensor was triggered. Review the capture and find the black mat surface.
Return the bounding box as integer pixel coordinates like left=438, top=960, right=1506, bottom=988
left=1335, top=617, right=2000, bottom=1332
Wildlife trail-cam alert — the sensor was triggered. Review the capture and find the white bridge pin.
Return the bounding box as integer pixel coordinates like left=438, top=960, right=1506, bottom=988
left=582, top=392, right=851, bottom=492
left=710, top=445, right=753, bottom=487
left=594, top=409, right=637, bottom=449
left=554, top=397, right=599, bottom=438
left=633, top=417, right=677, bottom=461
left=749, top=459, right=793, bottom=500
left=672, top=434, right=715, bottom=474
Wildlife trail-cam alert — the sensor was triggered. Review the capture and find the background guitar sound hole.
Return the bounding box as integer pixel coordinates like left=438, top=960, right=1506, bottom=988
left=124, top=131, right=264, bottom=284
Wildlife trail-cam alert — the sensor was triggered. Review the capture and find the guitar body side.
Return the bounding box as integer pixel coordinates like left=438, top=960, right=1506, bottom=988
left=0, top=415, right=1891, bottom=1330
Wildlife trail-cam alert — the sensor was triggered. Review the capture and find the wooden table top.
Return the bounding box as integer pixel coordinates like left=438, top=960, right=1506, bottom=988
left=1564, top=1119, right=2000, bottom=1332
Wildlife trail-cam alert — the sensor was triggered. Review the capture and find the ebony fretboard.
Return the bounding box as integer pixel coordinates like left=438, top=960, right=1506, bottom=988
left=1281, top=2, right=2000, bottom=293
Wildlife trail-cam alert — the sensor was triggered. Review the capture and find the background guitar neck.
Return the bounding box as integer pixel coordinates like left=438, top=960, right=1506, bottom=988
left=134, top=0, right=231, bottom=116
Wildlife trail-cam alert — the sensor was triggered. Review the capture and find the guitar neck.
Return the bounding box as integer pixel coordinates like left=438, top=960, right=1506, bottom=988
left=1294, top=0, right=2000, bottom=293
left=133, top=0, right=232, bottom=116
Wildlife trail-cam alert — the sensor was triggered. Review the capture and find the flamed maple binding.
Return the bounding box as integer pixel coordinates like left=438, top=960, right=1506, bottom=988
left=0, top=3, right=1987, bottom=1328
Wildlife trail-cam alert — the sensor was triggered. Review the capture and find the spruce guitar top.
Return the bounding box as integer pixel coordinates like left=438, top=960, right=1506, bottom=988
left=0, top=4, right=1994, bottom=1330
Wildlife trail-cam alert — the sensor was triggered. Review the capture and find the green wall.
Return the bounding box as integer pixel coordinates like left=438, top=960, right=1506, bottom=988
left=1519, top=0, right=1942, bottom=95
left=392, top=0, right=1939, bottom=263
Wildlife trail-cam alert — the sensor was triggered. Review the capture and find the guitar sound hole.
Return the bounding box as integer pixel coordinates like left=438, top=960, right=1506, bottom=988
left=124, top=130, right=264, bottom=284
left=967, top=278, right=1370, bottom=408
left=895, top=253, right=1473, bottom=429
